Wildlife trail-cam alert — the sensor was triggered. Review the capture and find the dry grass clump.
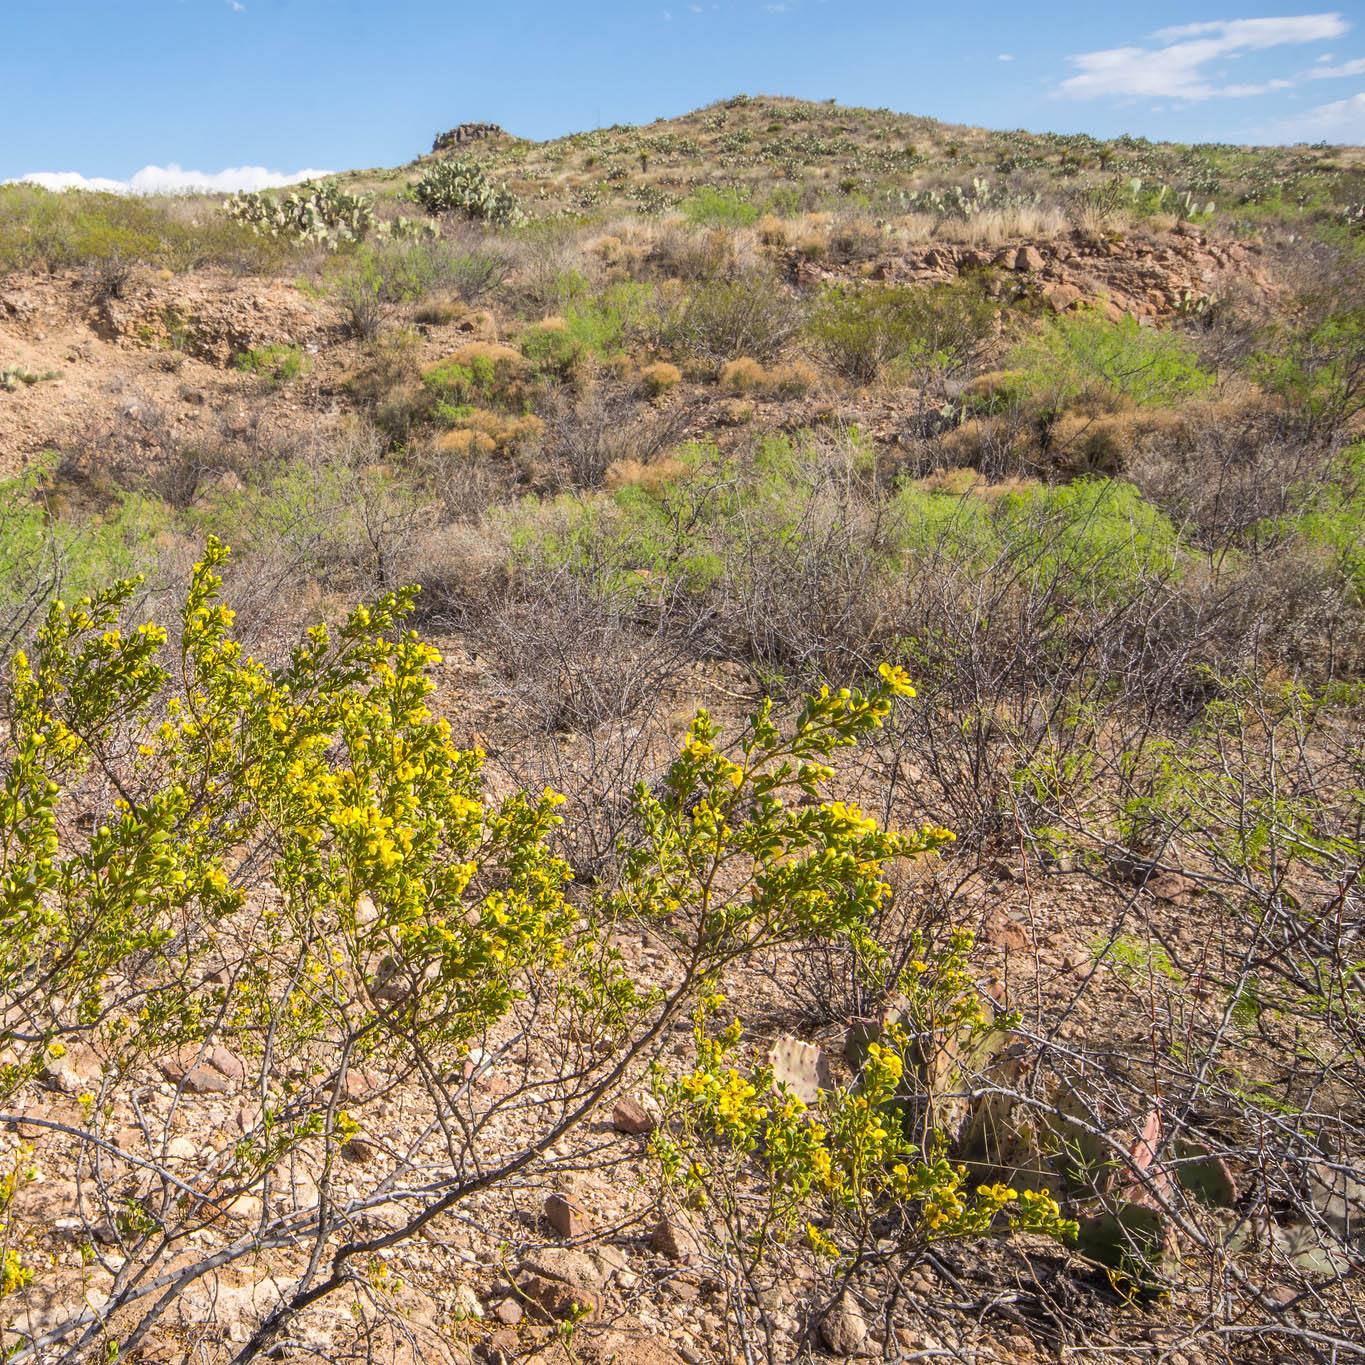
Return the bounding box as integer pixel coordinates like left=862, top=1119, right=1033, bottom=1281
left=913, top=467, right=1040, bottom=501
left=640, top=361, right=683, bottom=396
left=927, top=205, right=1068, bottom=246
left=438, top=427, right=497, bottom=457
left=443, top=340, right=526, bottom=372
left=411, top=298, right=465, bottom=326
left=719, top=356, right=818, bottom=397
left=605, top=455, right=687, bottom=491
left=719, top=357, right=768, bottom=393
left=756, top=214, right=787, bottom=247
left=1047, top=406, right=1186, bottom=476
left=438, top=409, right=544, bottom=457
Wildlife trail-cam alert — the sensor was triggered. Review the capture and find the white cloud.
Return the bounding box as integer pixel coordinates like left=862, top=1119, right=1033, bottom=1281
left=998, top=53, right=1014, bottom=62
left=1306, top=55, right=1365, bottom=76
left=1060, top=12, right=1351, bottom=101
left=1277, top=88, right=1365, bottom=137
left=5, top=164, right=332, bottom=195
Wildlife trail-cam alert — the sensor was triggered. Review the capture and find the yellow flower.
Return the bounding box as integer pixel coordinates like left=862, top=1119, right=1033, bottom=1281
left=877, top=662, right=917, bottom=698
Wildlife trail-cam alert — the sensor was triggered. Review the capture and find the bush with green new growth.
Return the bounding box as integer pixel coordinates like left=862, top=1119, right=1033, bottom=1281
left=807, top=279, right=998, bottom=383
left=1007, top=307, right=1214, bottom=410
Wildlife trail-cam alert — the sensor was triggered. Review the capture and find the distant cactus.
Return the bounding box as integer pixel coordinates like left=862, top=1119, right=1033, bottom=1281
left=224, top=179, right=381, bottom=249
left=413, top=158, right=526, bottom=228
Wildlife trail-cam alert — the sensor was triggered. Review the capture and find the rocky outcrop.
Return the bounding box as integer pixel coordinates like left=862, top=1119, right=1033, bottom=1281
left=793, top=226, right=1270, bottom=323
left=432, top=123, right=504, bottom=153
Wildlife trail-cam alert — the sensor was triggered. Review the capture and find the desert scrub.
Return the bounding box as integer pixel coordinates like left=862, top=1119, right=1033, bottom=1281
left=674, top=268, right=804, bottom=363
left=1249, top=300, right=1365, bottom=437
left=1258, top=439, right=1365, bottom=604
left=682, top=184, right=761, bottom=228
left=0, top=548, right=950, bottom=1360
left=1007, top=307, right=1214, bottom=410
left=889, top=475, right=1181, bottom=603
left=423, top=342, right=532, bottom=410
left=807, top=279, right=997, bottom=383
left=652, top=927, right=1075, bottom=1334
left=0, top=183, right=293, bottom=276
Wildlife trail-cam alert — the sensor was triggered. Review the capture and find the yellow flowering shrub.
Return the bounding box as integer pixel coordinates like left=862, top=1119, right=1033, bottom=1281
left=0, top=545, right=1031, bottom=1356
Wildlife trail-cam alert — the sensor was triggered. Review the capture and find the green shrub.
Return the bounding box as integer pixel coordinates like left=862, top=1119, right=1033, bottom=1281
left=0, top=183, right=290, bottom=276
left=1250, top=303, right=1365, bottom=436
left=412, top=158, right=526, bottom=227
left=1007, top=308, right=1214, bottom=409
left=675, top=269, right=803, bottom=363
left=232, top=342, right=307, bottom=387
left=682, top=185, right=760, bottom=228
left=1, top=546, right=1071, bottom=1359
left=808, top=280, right=997, bottom=382
left=1261, top=440, right=1365, bottom=603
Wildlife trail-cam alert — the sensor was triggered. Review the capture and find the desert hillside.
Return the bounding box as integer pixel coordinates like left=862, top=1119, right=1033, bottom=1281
left=1, top=97, right=1364, bottom=1365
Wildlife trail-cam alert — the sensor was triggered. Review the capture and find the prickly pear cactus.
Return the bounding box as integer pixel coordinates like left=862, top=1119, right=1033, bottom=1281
left=768, top=1036, right=830, bottom=1105
left=412, top=158, right=526, bottom=228
left=225, top=179, right=380, bottom=250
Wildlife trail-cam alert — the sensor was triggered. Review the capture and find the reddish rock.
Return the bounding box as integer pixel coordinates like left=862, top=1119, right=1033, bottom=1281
left=612, top=1096, right=656, bottom=1136
left=545, top=1192, right=593, bottom=1239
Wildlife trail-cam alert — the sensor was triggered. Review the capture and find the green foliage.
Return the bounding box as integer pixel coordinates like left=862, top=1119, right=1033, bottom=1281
left=682, top=185, right=761, bottom=227
left=1250, top=302, right=1365, bottom=435
left=1261, top=440, right=1365, bottom=603
left=1008, top=308, right=1214, bottom=409
left=807, top=280, right=997, bottom=382
left=412, top=158, right=526, bottom=227
left=0, top=540, right=573, bottom=1107
left=1, top=548, right=1051, bottom=1347
left=0, top=183, right=289, bottom=275
left=654, top=921, right=1075, bottom=1267
left=232, top=342, right=307, bottom=387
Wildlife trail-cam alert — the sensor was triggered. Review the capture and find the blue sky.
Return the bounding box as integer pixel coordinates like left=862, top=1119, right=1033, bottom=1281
left=4, top=2, right=1363, bottom=191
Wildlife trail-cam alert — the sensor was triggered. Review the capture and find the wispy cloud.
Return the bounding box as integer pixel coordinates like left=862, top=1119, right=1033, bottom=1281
left=997, top=53, right=1013, bottom=62
left=5, top=164, right=332, bottom=195
left=1277, top=89, right=1365, bottom=137
left=1060, top=13, right=1350, bottom=101
left=1306, top=55, right=1365, bottom=77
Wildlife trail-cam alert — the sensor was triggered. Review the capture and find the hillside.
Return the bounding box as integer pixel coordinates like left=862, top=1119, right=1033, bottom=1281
left=1, top=98, right=1364, bottom=1365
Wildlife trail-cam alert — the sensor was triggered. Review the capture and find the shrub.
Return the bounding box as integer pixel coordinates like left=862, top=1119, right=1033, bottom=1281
left=1008, top=308, right=1214, bottom=410
left=0, top=552, right=1030, bottom=1361
left=807, top=280, right=997, bottom=383
left=412, top=157, right=526, bottom=227
left=675, top=268, right=804, bottom=363
left=682, top=184, right=761, bottom=227
left=1250, top=302, right=1365, bottom=436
